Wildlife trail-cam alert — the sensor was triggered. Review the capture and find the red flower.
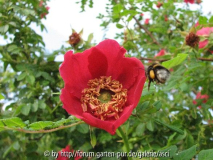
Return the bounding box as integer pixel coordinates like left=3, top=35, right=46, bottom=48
left=39, top=1, right=43, bottom=7
left=164, top=15, right=168, bottom=22
left=57, top=145, right=82, bottom=160
left=148, top=49, right=165, bottom=63
left=40, top=6, right=50, bottom=19
left=145, top=18, right=149, bottom=24
left=193, top=92, right=209, bottom=109
left=195, top=22, right=199, bottom=27
left=184, top=0, right=195, bottom=4
left=196, top=27, right=213, bottom=52
left=156, top=49, right=165, bottom=57
left=60, top=39, right=146, bottom=135
left=140, top=13, right=144, bottom=16
left=156, top=2, right=163, bottom=8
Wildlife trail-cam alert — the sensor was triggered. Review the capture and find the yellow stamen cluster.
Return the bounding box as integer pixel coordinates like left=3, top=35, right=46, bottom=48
left=81, top=76, right=127, bottom=120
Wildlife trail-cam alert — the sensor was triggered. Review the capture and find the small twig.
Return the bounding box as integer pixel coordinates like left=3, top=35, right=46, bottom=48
left=197, top=57, right=213, bottom=61
left=139, top=57, right=169, bottom=62
left=133, top=16, right=160, bottom=46
left=140, top=57, right=213, bottom=62
left=2, top=121, right=84, bottom=134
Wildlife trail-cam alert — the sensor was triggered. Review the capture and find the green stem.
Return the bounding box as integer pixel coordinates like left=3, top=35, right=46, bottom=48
left=117, top=127, right=132, bottom=160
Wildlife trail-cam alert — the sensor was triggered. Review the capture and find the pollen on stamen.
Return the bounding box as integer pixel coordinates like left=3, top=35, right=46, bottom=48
left=81, top=76, right=127, bottom=120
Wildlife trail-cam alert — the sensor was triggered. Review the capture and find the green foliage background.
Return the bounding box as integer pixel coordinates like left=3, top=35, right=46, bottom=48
left=0, top=0, right=213, bottom=159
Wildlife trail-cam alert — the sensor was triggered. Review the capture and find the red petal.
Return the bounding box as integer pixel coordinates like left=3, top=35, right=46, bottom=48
left=199, top=40, right=208, bottom=48
left=197, top=27, right=213, bottom=36
left=60, top=88, right=83, bottom=118
left=88, top=47, right=108, bottom=78
left=59, top=50, right=92, bottom=98
left=95, top=39, right=126, bottom=75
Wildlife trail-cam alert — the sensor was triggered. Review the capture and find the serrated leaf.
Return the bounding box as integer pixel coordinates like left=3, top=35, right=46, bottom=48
left=198, top=149, right=213, bottom=160
left=29, top=121, right=53, bottom=130
left=21, top=104, right=31, bottom=116
left=38, top=100, right=46, bottom=109
left=1, top=117, right=26, bottom=128
left=76, top=123, right=89, bottom=134
left=52, top=118, right=71, bottom=128
left=32, top=100, right=38, bottom=112
left=173, top=145, right=197, bottom=160
left=7, top=44, right=18, bottom=52
left=199, top=16, right=208, bottom=25
left=153, top=101, right=162, bottom=110
left=154, top=119, right=184, bottom=135
left=146, top=120, right=154, bottom=131
left=137, top=101, right=150, bottom=114
left=116, top=23, right=124, bottom=29
left=159, top=145, right=177, bottom=160
left=13, top=141, right=20, bottom=150
left=136, top=123, right=145, bottom=136
left=0, top=24, right=9, bottom=33
left=41, top=72, right=55, bottom=83
left=162, top=53, right=188, bottom=69
left=26, top=75, right=35, bottom=85
left=209, top=16, right=213, bottom=24
left=17, top=72, right=27, bottom=81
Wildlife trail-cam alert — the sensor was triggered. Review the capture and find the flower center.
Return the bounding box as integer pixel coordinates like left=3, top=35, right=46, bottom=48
left=98, top=89, right=113, bottom=103
left=81, top=76, right=127, bottom=120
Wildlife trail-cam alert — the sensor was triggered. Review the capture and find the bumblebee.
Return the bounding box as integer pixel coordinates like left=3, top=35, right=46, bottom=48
left=146, top=63, right=170, bottom=90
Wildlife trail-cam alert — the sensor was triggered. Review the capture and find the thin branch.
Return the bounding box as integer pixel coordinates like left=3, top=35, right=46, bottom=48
left=197, top=57, right=213, bottom=61
left=2, top=121, right=84, bottom=134
left=133, top=16, right=160, bottom=46
left=140, top=57, right=213, bottom=62
left=139, top=57, right=169, bottom=62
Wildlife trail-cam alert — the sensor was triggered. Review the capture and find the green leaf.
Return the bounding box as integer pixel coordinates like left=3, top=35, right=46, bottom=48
left=21, top=104, right=31, bottom=116
left=38, top=100, right=46, bottom=109
left=137, top=101, right=150, bottom=114
left=87, top=33, right=93, bottom=43
left=0, top=93, right=4, bottom=100
left=159, top=145, right=177, bottom=160
left=116, top=23, right=124, bottom=29
left=173, top=145, right=197, bottom=160
left=153, top=101, right=162, bottom=110
left=90, top=126, right=96, bottom=148
left=162, top=53, right=188, bottom=69
left=7, top=44, right=19, bottom=52
left=0, top=120, right=4, bottom=128
left=0, top=24, right=9, bottom=33
left=198, top=149, right=213, bottom=160
left=52, top=118, right=71, bottom=128
left=29, top=121, right=53, bottom=130
left=32, top=100, right=38, bottom=112
left=113, top=4, right=122, bottom=14
left=13, top=141, right=20, bottom=150
left=146, top=120, right=154, bottom=131
left=209, top=16, right=213, bottom=24
left=17, top=72, right=27, bottom=81
left=136, top=123, right=146, bottom=136
left=1, top=117, right=26, bottom=128
left=76, top=123, right=89, bottom=134
left=199, top=16, right=208, bottom=25
left=154, top=119, right=184, bottom=135
left=26, top=75, right=35, bottom=85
